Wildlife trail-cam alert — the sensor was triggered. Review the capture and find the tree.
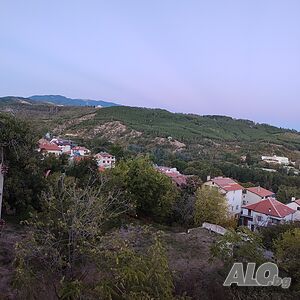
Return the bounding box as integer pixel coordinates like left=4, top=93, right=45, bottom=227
left=245, top=153, right=253, bottom=165
left=211, top=227, right=265, bottom=268
left=66, top=157, right=99, bottom=187
left=194, top=186, right=230, bottom=227
left=98, top=235, right=174, bottom=299
left=171, top=176, right=202, bottom=227
left=210, top=227, right=273, bottom=300
left=14, top=176, right=177, bottom=299
left=0, top=114, right=45, bottom=216
left=108, top=143, right=126, bottom=160
left=14, top=175, right=129, bottom=299
left=276, top=185, right=300, bottom=203
left=274, top=228, right=300, bottom=291
left=110, top=157, right=178, bottom=222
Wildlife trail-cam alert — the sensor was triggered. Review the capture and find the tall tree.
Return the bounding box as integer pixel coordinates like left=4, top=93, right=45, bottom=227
left=0, top=114, right=45, bottom=216
left=194, top=186, right=230, bottom=227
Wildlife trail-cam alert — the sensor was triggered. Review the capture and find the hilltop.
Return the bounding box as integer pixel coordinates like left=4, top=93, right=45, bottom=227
left=29, top=94, right=120, bottom=107
left=1, top=96, right=300, bottom=163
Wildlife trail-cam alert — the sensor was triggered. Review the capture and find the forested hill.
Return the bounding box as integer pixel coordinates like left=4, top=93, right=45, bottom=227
left=1, top=97, right=300, bottom=157
left=91, top=106, right=300, bottom=147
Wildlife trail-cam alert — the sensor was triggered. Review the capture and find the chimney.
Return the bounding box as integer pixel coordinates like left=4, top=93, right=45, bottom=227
left=207, top=175, right=211, bottom=182
left=292, top=197, right=296, bottom=202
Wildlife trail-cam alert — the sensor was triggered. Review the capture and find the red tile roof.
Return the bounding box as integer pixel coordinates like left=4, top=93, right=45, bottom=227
left=294, top=199, right=300, bottom=206
left=95, top=152, right=113, bottom=158
left=40, top=143, right=61, bottom=151
left=243, top=198, right=295, bottom=218
left=246, top=187, right=274, bottom=198
left=165, top=173, right=188, bottom=186
left=212, top=177, right=243, bottom=192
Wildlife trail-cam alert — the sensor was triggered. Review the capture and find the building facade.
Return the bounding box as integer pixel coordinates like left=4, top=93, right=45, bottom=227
left=240, top=198, right=295, bottom=231
left=204, top=177, right=243, bottom=217
left=242, top=186, right=275, bottom=206
left=94, top=152, right=116, bottom=169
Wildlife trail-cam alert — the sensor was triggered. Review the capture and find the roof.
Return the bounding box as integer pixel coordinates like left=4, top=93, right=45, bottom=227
left=294, top=199, right=300, bottom=206
left=156, top=166, right=180, bottom=175
left=95, top=152, right=113, bottom=158
left=246, top=186, right=274, bottom=198
left=40, top=143, right=61, bottom=151
left=243, top=198, right=295, bottom=218
left=165, top=173, right=188, bottom=186
left=211, top=177, right=243, bottom=192
left=73, top=146, right=89, bottom=151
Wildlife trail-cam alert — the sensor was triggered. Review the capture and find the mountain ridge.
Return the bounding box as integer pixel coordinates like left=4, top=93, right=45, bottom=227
left=29, top=94, right=120, bottom=107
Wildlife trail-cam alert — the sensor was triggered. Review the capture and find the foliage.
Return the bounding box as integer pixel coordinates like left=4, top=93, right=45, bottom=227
left=211, top=227, right=265, bottom=269
left=66, top=157, right=99, bottom=187
left=91, top=107, right=300, bottom=148
left=14, top=175, right=129, bottom=299
left=194, top=186, right=231, bottom=227
left=98, top=235, right=175, bottom=300
left=0, top=113, right=45, bottom=216
left=109, top=157, right=179, bottom=222
left=41, top=153, right=69, bottom=173
left=274, top=228, right=300, bottom=291
left=14, top=176, right=179, bottom=299
left=276, top=185, right=300, bottom=203
left=259, top=222, right=300, bottom=251
left=171, top=176, right=202, bottom=227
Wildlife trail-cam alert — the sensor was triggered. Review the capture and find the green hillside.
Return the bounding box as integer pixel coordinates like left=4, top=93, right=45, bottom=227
left=85, top=106, right=300, bottom=149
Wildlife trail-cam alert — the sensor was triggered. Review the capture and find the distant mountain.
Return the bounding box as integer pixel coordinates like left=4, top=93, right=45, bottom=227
left=29, top=95, right=120, bottom=107
left=0, top=96, right=38, bottom=106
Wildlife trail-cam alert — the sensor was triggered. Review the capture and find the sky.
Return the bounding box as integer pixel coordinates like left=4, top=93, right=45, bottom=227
left=1, top=1, right=300, bottom=130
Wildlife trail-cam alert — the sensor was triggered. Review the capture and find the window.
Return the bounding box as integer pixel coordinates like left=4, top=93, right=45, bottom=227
left=257, top=216, right=262, bottom=222
left=232, top=206, right=234, bottom=211
left=297, top=207, right=300, bottom=211
left=236, top=205, right=239, bottom=210
left=243, top=200, right=246, bottom=205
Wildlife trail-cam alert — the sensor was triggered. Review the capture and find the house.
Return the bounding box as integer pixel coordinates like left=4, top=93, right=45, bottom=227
left=39, top=143, right=62, bottom=156
left=261, top=155, right=289, bottom=165
left=242, top=186, right=275, bottom=206
left=72, top=146, right=91, bottom=156
left=155, top=166, right=189, bottom=187
left=50, top=138, right=73, bottom=153
left=286, top=198, right=300, bottom=221
left=94, top=152, right=116, bottom=169
left=240, top=198, right=295, bottom=231
left=204, top=176, right=244, bottom=217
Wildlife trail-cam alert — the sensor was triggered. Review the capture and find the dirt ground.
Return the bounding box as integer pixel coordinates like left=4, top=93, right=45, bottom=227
left=0, top=223, right=25, bottom=300
left=164, top=227, right=227, bottom=299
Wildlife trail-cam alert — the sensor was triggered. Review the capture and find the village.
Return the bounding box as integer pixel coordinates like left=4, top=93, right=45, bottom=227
left=38, top=136, right=116, bottom=170
left=37, top=135, right=300, bottom=234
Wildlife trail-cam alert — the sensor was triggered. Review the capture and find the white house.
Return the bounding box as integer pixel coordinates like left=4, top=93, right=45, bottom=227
left=240, top=198, right=295, bottom=231
left=242, top=186, right=275, bottom=206
left=72, top=146, right=91, bottom=156
left=286, top=198, right=300, bottom=221
left=204, top=176, right=244, bottom=217
left=94, top=152, right=116, bottom=169
left=39, top=143, right=62, bottom=156
left=261, top=155, right=289, bottom=165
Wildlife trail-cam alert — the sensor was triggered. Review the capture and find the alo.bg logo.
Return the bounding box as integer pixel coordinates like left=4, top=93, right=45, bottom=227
left=224, top=262, right=291, bottom=289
